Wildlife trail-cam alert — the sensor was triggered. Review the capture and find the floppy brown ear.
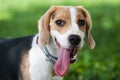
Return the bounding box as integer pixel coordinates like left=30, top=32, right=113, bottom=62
left=78, top=6, right=95, bottom=49
left=38, top=6, right=57, bottom=47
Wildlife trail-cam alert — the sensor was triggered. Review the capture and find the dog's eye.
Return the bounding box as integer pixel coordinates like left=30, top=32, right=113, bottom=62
left=55, top=20, right=65, bottom=27
left=77, top=19, right=85, bottom=27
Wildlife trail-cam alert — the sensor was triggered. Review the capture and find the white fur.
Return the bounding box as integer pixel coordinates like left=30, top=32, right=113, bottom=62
left=29, top=35, right=62, bottom=80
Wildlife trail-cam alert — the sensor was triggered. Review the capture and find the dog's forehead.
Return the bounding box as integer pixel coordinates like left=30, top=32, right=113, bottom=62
left=52, top=7, right=70, bottom=20
left=52, top=6, right=84, bottom=19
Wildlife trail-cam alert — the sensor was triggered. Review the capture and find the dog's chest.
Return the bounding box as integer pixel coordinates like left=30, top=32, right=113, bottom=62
left=28, top=46, right=62, bottom=80
left=29, top=46, right=52, bottom=80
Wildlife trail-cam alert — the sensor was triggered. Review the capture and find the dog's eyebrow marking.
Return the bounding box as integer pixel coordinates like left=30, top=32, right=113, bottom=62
left=69, top=7, right=76, bottom=24
left=69, top=7, right=79, bottom=31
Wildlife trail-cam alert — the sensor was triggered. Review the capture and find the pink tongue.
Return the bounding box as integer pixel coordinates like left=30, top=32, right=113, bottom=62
left=54, top=46, right=70, bottom=76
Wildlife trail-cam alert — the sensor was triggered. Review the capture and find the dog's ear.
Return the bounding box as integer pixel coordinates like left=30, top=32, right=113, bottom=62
left=38, top=6, right=57, bottom=47
left=78, top=6, right=95, bottom=49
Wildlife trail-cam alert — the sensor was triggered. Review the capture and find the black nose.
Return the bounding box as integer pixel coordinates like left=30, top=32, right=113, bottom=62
left=68, top=35, right=81, bottom=46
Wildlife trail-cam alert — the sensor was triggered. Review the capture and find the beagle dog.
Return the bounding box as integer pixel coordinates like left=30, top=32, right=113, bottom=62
left=0, top=6, right=95, bottom=80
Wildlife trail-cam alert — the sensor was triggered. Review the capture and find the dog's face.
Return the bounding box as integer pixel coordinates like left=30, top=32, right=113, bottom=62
left=38, top=6, right=95, bottom=76
left=50, top=7, right=86, bottom=50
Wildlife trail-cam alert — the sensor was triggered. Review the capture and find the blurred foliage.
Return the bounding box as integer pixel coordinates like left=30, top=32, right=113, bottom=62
left=0, top=0, right=120, bottom=80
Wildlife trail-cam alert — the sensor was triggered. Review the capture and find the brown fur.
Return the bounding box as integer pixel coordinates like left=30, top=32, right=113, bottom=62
left=76, top=8, right=86, bottom=32
left=38, top=6, right=58, bottom=47
left=20, top=51, right=30, bottom=80
left=76, top=6, right=95, bottom=49
left=50, top=7, right=71, bottom=34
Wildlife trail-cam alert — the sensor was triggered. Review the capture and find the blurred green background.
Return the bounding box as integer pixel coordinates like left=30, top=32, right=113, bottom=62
left=0, top=0, right=120, bottom=80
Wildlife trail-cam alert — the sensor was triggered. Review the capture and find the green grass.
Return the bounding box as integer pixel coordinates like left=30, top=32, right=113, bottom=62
left=0, top=0, right=120, bottom=80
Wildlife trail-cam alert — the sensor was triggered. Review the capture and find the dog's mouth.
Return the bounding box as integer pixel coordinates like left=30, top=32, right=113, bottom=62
left=54, top=38, right=78, bottom=76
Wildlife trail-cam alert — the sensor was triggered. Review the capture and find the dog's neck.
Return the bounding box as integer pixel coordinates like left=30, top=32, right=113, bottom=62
left=36, top=35, right=59, bottom=64
left=46, top=36, right=59, bottom=58
left=30, top=35, right=63, bottom=80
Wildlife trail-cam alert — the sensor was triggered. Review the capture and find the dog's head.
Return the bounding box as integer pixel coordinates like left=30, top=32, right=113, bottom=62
left=38, top=6, right=95, bottom=76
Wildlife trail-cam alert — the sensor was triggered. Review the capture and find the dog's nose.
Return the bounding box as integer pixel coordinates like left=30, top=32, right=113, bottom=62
left=68, top=35, right=81, bottom=46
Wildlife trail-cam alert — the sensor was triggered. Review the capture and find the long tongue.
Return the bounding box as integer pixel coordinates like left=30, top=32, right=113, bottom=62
left=54, top=46, right=70, bottom=76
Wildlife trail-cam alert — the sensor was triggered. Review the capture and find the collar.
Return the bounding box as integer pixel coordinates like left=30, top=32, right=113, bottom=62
left=36, top=35, right=57, bottom=64
left=41, top=46, right=58, bottom=64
